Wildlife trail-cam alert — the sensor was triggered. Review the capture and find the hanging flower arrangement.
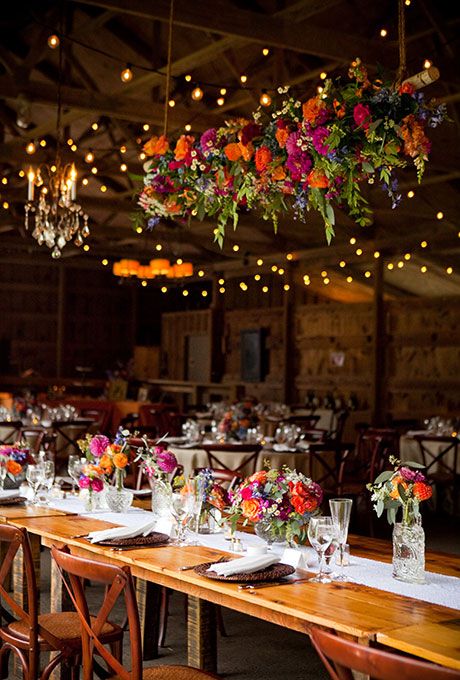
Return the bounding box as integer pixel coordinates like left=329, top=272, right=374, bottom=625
left=138, top=59, right=447, bottom=244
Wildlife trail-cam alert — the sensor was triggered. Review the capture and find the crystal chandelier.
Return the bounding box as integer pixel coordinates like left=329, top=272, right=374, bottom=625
left=24, top=30, right=90, bottom=258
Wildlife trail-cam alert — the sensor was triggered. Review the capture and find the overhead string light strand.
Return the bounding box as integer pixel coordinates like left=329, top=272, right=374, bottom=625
left=163, top=0, right=175, bottom=137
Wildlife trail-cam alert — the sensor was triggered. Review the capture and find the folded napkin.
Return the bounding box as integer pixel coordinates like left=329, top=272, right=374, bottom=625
left=0, top=490, right=21, bottom=500
left=86, top=520, right=157, bottom=544
left=207, top=554, right=280, bottom=577
left=272, top=443, right=297, bottom=452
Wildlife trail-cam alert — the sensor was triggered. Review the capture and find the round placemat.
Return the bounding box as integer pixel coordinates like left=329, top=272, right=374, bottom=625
left=0, top=496, right=27, bottom=506
left=194, top=561, right=295, bottom=583
left=97, top=532, right=170, bottom=548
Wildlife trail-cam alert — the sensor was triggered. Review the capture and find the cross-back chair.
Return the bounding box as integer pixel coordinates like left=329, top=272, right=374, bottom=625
left=0, top=524, right=122, bottom=680
left=51, top=419, right=95, bottom=468
left=200, top=443, right=262, bottom=478
left=18, top=427, right=46, bottom=455
left=413, top=434, right=459, bottom=511
left=0, top=421, right=23, bottom=445
left=310, top=627, right=460, bottom=680
left=51, top=546, right=221, bottom=680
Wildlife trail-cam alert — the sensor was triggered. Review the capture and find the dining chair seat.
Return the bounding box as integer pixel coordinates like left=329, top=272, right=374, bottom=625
left=6, top=612, right=120, bottom=644
left=112, top=666, right=219, bottom=680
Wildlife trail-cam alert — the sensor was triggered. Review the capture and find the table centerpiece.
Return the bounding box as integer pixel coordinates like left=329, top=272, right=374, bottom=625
left=0, top=442, right=34, bottom=490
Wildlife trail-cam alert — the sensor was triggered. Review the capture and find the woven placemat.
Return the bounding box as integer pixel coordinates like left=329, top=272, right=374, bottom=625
left=0, top=496, right=27, bottom=506
left=97, top=531, right=170, bottom=547
left=194, top=561, right=295, bottom=583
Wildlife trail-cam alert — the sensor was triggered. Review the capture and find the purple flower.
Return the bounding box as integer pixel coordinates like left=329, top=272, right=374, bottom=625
left=91, top=478, right=104, bottom=492
left=147, top=216, right=160, bottom=230
left=286, top=151, right=312, bottom=180
left=156, top=450, right=178, bottom=474
left=400, top=467, right=426, bottom=483
left=310, top=481, right=323, bottom=504
left=285, top=131, right=302, bottom=156
left=89, top=435, right=110, bottom=458
left=200, top=128, right=218, bottom=155
left=312, top=126, right=330, bottom=156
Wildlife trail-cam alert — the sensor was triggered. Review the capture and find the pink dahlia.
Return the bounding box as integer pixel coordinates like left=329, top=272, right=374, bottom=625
left=89, top=435, right=110, bottom=458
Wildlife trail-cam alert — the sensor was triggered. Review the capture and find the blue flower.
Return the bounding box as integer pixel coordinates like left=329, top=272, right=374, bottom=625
left=147, top=216, right=160, bottom=230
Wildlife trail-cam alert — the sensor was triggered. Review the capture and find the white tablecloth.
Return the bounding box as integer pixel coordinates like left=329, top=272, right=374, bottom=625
left=400, top=433, right=460, bottom=474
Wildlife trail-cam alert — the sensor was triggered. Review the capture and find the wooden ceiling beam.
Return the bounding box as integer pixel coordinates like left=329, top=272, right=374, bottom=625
left=70, top=0, right=395, bottom=65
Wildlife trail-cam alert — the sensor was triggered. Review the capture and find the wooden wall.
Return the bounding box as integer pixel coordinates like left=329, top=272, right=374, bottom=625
left=161, top=310, right=211, bottom=381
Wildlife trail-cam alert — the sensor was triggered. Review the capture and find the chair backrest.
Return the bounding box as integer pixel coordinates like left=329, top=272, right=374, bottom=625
left=194, top=467, right=242, bottom=491
left=138, top=403, right=176, bottom=427
left=19, top=427, right=46, bottom=454
left=310, top=627, right=460, bottom=680
left=0, top=421, right=23, bottom=444
left=284, top=415, right=321, bottom=430
left=414, top=435, right=459, bottom=477
left=200, top=443, right=262, bottom=477
left=351, top=427, right=399, bottom=483
left=51, top=547, right=142, bottom=680
left=51, top=419, right=95, bottom=458
left=330, top=410, right=349, bottom=443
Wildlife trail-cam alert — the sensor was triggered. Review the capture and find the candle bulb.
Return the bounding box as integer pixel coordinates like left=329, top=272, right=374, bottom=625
left=69, top=164, right=77, bottom=200
left=27, top=167, right=35, bottom=201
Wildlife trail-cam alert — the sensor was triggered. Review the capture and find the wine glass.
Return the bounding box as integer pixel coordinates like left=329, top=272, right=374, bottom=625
left=307, top=517, right=337, bottom=583
left=68, top=455, right=83, bottom=495
left=329, top=498, right=353, bottom=582
left=38, top=461, right=55, bottom=504
left=0, top=458, right=7, bottom=491
left=169, top=492, right=195, bottom=546
left=26, top=465, right=43, bottom=505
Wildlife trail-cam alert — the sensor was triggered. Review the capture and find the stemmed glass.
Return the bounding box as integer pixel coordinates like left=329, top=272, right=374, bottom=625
left=307, top=517, right=337, bottom=583
left=169, top=492, right=196, bottom=546
left=38, top=461, right=55, bottom=505
left=0, top=458, right=7, bottom=491
left=329, top=498, right=353, bottom=582
left=26, top=465, right=43, bottom=505
left=68, top=455, right=83, bottom=495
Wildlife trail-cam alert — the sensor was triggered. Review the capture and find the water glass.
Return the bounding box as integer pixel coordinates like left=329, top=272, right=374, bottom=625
left=169, top=492, right=195, bottom=546
left=329, top=498, right=353, bottom=581
left=26, top=466, right=43, bottom=505
left=307, top=516, right=337, bottom=583
left=38, top=461, right=55, bottom=504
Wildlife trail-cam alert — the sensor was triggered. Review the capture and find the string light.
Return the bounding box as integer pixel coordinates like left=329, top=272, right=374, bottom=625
left=380, top=28, right=388, bottom=37
left=155, top=243, right=162, bottom=251
left=184, top=74, right=192, bottom=82
left=405, top=0, right=411, bottom=5
left=139, top=152, right=146, bottom=160
left=220, top=88, right=227, bottom=96
left=259, top=90, right=272, bottom=107
left=364, top=270, right=371, bottom=278
left=100, top=185, right=107, bottom=193
left=397, top=261, right=404, bottom=268
left=48, top=34, right=60, bottom=49
left=254, top=274, right=261, bottom=281
left=120, top=163, right=127, bottom=172
left=102, top=259, right=108, bottom=266
left=141, top=280, right=147, bottom=287
left=323, top=278, right=330, bottom=285
left=262, top=286, right=269, bottom=293
left=219, top=286, right=225, bottom=293
left=373, top=251, right=380, bottom=259
left=218, top=278, right=225, bottom=285
left=159, top=286, right=167, bottom=293
left=346, top=276, right=353, bottom=283
left=120, top=145, right=127, bottom=153
left=446, top=267, right=453, bottom=275
left=18, top=170, right=25, bottom=178
left=182, top=289, right=189, bottom=297
left=121, top=64, right=133, bottom=83
left=320, top=72, right=327, bottom=80
left=217, top=97, right=225, bottom=106
left=283, top=284, right=290, bottom=291
left=407, top=190, right=415, bottom=198
left=356, top=248, right=363, bottom=256
left=240, top=282, right=248, bottom=291
left=271, top=265, right=278, bottom=272
left=404, top=253, right=411, bottom=260
left=168, top=98, right=175, bottom=107
left=240, top=74, right=247, bottom=84
left=85, top=150, right=94, bottom=163
left=2, top=201, right=9, bottom=209
left=278, top=268, right=285, bottom=275
left=257, top=258, right=263, bottom=266
left=421, top=265, right=427, bottom=273
left=317, top=86, right=323, bottom=94
left=286, top=253, right=293, bottom=261
left=91, top=166, right=98, bottom=174
left=436, top=211, right=444, bottom=220
left=387, top=263, right=394, bottom=270
left=232, top=244, right=239, bottom=252
left=1, top=178, right=7, bottom=185
left=262, top=48, right=269, bottom=56
left=91, top=122, right=99, bottom=131
left=201, top=290, right=208, bottom=297
left=321, top=270, right=328, bottom=278
left=198, top=269, right=205, bottom=277
left=40, top=139, right=47, bottom=147
left=83, top=244, right=90, bottom=252
left=143, top=124, right=150, bottom=131
left=82, top=178, right=89, bottom=186
left=339, top=260, right=346, bottom=267
left=349, top=237, right=356, bottom=245
left=67, top=138, right=73, bottom=146
left=191, top=86, right=203, bottom=101
left=185, top=124, right=192, bottom=132
left=26, top=141, right=36, bottom=155
left=176, top=258, right=183, bottom=265
left=424, top=59, right=432, bottom=69
left=421, top=240, right=428, bottom=248
left=50, top=165, right=56, bottom=172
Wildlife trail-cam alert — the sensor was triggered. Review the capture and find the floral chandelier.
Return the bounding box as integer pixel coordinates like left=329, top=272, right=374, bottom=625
left=112, top=258, right=193, bottom=280
left=24, top=26, right=89, bottom=258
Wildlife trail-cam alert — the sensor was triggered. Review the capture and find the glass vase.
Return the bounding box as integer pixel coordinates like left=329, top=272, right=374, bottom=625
left=151, top=476, right=172, bottom=519
left=83, top=489, right=102, bottom=512
left=392, top=516, right=425, bottom=584
left=105, top=485, right=133, bottom=513
left=254, top=519, right=287, bottom=547
left=197, top=508, right=220, bottom=534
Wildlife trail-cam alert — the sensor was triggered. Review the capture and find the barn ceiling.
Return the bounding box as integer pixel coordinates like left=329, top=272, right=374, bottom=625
left=0, top=0, right=459, bottom=300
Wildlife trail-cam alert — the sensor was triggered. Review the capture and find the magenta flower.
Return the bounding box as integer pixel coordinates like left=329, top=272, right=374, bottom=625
left=89, top=435, right=110, bottom=458
left=91, top=478, right=104, bottom=492
left=353, top=103, right=371, bottom=129
left=310, top=481, right=324, bottom=504
left=240, top=123, right=262, bottom=146
left=286, top=151, right=312, bottom=180
left=78, top=475, right=90, bottom=489
left=241, top=486, right=253, bottom=500
left=156, top=450, right=178, bottom=474
left=200, top=128, right=218, bottom=155
left=400, top=467, right=426, bottom=483
left=312, top=126, right=330, bottom=156
left=285, top=131, right=302, bottom=156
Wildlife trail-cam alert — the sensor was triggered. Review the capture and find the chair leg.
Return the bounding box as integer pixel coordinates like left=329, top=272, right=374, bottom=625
left=110, top=638, right=123, bottom=664
left=0, top=645, right=11, bottom=680
left=158, top=587, right=170, bottom=647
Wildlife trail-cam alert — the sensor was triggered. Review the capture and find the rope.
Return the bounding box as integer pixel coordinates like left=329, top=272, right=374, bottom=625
left=163, top=0, right=175, bottom=137
left=396, top=0, right=407, bottom=85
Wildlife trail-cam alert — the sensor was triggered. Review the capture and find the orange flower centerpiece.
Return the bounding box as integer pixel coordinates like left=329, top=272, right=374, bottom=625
left=227, top=465, right=323, bottom=545
left=368, top=455, right=432, bottom=583
left=0, top=443, right=34, bottom=489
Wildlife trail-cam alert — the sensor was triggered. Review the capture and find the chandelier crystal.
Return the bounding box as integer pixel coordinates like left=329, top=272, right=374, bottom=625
left=25, top=161, right=89, bottom=258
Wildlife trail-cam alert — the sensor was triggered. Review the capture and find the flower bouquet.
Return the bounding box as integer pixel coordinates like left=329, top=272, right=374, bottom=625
left=368, top=455, right=432, bottom=583
left=132, top=438, right=179, bottom=518
left=138, top=58, right=447, bottom=244
left=227, top=465, right=323, bottom=545
left=178, top=469, right=229, bottom=534
left=0, top=442, right=35, bottom=489
left=217, top=400, right=260, bottom=441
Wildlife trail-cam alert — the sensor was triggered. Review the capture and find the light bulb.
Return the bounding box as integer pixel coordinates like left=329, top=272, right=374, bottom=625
left=141, top=280, right=147, bottom=287
left=317, top=86, right=323, bottom=94
left=259, top=91, right=272, bottom=106
left=349, top=237, right=356, bottom=245
left=239, top=282, right=248, bottom=291
left=121, top=65, right=133, bottom=83
left=176, top=258, right=183, bottom=265
left=387, top=263, right=394, bottom=270
left=356, top=248, right=363, bottom=256
left=82, top=178, right=89, bottom=186
left=120, top=145, right=127, bottom=153
left=346, top=276, right=353, bottom=283
left=254, top=274, right=261, bottom=281
left=421, top=265, right=427, bottom=273
left=220, top=88, right=227, bottom=96
left=397, top=261, right=404, bottom=268
left=218, top=278, right=225, bottom=286
left=143, top=124, right=150, bottom=131
left=380, top=28, right=388, bottom=37
left=136, top=226, right=142, bottom=234
left=262, top=286, right=268, bottom=293
left=364, top=271, right=371, bottom=278
left=323, top=278, right=330, bottom=285
left=47, top=34, right=60, bottom=49
left=373, top=251, right=380, bottom=258
left=1, top=177, right=7, bottom=185
left=424, top=59, right=432, bottom=69
left=100, top=185, right=107, bottom=193
left=219, top=287, right=225, bottom=294
left=446, top=267, right=453, bottom=275
left=262, top=48, right=269, bottom=56
left=257, top=258, right=263, bottom=266
left=240, top=74, right=247, bottom=83
left=91, top=122, right=99, bottom=131
left=26, top=141, right=36, bottom=155
left=120, top=163, right=127, bottom=172
left=83, top=244, right=90, bottom=252
left=71, top=144, right=77, bottom=152
left=278, top=268, right=284, bottom=275
left=19, top=170, right=25, bottom=178
left=283, top=284, right=290, bottom=291
left=339, top=260, right=346, bottom=267
left=420, top=240, right=428, bottom=248
left=286, top=253, right=293, bottom=261
left=271, top=265, right=278, bottom=272
left=436, top=211, right=444, bottom=220
left=2, top=201, right=9, bottom=209
left=320, top=72, right=327, bottom=80
left=40, top=139, right=46, bottom=147
left=182, top=289, right=189, bottom=297
left=217, top=97, right=225, bottom=106
left=198, top=270, right=204, bottom=277
left=191, top=86, right=203, bottom=101
left=102, top=259, right=108, bottom=266
left=161, top=286, right=167, bottom=293
left=232, top=244, right=239, bottom=252
left=201, top=290, right=208, bottom=297
left=155, top=244, right=162, bottom=251
left=184, top=74, right=192, bottom=82
left=85, top=151, right=94, bottom=163
left=168, top=99, right=175, bottom=107
left=407, top=190, right=415, bottom=198
left=404, top=253, right=411, bottom=260
left=91, top=166, right=98, bottom=174
left=321, top=270, right=328, bottom=278
left=185, top=124, right=191, bottom=132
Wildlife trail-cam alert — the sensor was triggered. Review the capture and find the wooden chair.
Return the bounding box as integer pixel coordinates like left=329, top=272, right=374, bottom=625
left=0, top=421, right=23, bottom=445
left=200, top=443, right=263, bottom=478
left=413, top=434, right=459, bottom=511
left=0, top=524, right=122, bottom=680
left=283, top=414, right=321, bottom=431
left=194, top=467, right=242, bottom=492
left=51, top=419, right=95, bottom=468
left=18, top=427, right=46, bottom=455
left=51, top=546, right=221, bottom=680
left=310, top=627, right=460, bottom=679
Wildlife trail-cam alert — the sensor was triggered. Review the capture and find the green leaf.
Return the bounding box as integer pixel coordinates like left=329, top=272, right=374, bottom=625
left=374, top=470, right=394, bottom=484
left=403, top=461, right=426, bottom=469
left=361, top=161, right=374, bottom=174
left=398, top=483, right=408, bottom=503
left=376, top=499, right=384, bottom=517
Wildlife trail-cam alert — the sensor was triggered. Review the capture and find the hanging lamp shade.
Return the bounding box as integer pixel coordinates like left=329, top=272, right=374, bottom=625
left=149, top=258, right=171, bottom=275
left=137, top=264, right=155, bottom=279
left=173, top=262, right=193, bottom=278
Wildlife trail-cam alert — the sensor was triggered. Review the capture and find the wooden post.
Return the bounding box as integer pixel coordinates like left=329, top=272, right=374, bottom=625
left=56, top=266, right=65, bottom=378
left=281, top=265, right=295, bottom=404
left=187, top=596, right=217, bottom=673
left=371, top=257, right=386, bottom=426
left=210, top=273, right=224, bottom=383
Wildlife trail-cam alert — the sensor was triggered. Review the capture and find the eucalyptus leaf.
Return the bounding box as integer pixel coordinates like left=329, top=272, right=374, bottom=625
left=403, top=461, right=426, bottom=469
left=374, top=470, right=394, bottom=484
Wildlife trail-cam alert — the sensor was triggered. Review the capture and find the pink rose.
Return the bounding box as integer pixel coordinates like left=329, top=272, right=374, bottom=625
left=89, top=435, right=110, bottom=458
left=91, top=478, right=104, bottom=492
left=353, top=103, right=371, bottom=130
left=78, top=475, right=90, bottom=489
left=241, top=486, right=253, bottom=500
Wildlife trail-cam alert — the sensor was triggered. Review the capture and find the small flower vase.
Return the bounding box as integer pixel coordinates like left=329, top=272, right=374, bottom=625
left=197, top=508, right=220, bottom=534
left=150, top=476, right=172, bottom=519
left=83, top=489, right=102, bottom=513
left=105, top=471, right=133, bottom=513
left=392, top=515, right=425, bottom=584
left=254, top=519, right=287, bottom=547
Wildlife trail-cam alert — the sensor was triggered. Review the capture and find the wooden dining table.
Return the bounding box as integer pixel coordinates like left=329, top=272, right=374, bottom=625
left=2, top=507, right=460, bottom=677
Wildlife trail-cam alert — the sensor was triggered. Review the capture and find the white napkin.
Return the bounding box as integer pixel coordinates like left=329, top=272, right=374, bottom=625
left=207, top=554, right=280, bottom=577
left=272, top=443, right=297, bottom=452
left=0, top=490, right=21, bottom=500
left=86, top=520, right=157, bottom=544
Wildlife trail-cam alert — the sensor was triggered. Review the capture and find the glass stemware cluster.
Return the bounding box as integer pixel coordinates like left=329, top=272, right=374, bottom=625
left=168, top=489, right=200, bottom=546
left=307, top=498, right=353, bottom=583
left=26, top=459, right=55, bottom=505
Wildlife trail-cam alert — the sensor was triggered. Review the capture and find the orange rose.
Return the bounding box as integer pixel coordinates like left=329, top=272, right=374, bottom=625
left=413, top=482, right=432, bottom=501
left=241, top=499, right=261, bottom=522
left=307, top=169, right=329, bottom=188
left=99, top=454, right=114, bottom=474
left=239, top=141, right=254, bottom=161
left=272, top=164, right=286, bottom=181
left=398, top=82, right=415, bottom=95
left=174, top=135, right=195, bottom=160
left=390, top=476, right=408, bottom=500
left=292, top=495, right=309, bottom=515
left=224, top=143, right=242, bottom=161
left=164, top=198, right=181, bottom=214
left=113, top=453, right=128, bottom=469
left=275, top=127, right=289, bottom=148
left=143, top=134, right=169, bottom=156
left=255, top=146, right=272, bottom=173
left=6, top=460, right=22, bottom=476
left=302, top=96, right=325, bottom=123
left=248, top=471, right=267, bottom=484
